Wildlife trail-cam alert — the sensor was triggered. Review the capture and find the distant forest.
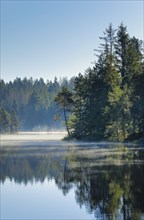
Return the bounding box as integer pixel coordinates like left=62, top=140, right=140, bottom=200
left=0, top=23, right=144, bottom=141
left=0, top=76, right=75, bottom=132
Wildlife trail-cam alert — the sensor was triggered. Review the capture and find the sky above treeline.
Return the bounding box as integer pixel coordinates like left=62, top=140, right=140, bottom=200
left=1, top=0, right=143, bottom=83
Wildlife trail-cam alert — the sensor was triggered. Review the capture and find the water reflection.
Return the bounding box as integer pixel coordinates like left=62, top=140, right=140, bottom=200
left=1, top=143, right=144, bottom=220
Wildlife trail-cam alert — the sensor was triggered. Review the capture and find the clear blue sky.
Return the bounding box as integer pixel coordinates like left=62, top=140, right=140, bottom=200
left=1, top=0, right=143, bottom=82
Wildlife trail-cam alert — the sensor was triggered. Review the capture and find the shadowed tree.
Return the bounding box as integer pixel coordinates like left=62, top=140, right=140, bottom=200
left=54, top=86, right=73, bottom=136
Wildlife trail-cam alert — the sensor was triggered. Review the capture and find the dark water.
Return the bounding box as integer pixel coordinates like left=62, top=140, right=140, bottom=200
left=0, top=137, right=144, bottom=220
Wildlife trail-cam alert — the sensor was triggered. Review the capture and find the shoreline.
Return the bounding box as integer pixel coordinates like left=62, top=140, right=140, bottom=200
left=0, top=132, right=143, bottom=147
left=0, top=132, right=67, bottom=144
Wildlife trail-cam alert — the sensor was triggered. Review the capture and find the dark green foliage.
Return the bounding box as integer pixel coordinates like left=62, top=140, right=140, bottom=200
left=69, top=23, right=144, bottom=141
left=71, top=69, right=106, bottom=139
left=0, top=107, right=19, bottom=133
left=10, top=110, right=19, bottom=133
left=0, top=107, right=11, bottom=133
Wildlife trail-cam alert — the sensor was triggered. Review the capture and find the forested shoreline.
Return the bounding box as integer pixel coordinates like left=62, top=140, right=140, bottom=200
left=0, top=76, right=75, bottom=132
left=55, top=23, right=144, bottom=141
left=1, top=23, right=144, bottom=141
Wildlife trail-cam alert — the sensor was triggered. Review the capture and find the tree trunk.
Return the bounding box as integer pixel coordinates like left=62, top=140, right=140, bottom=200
left=63, top=107, right=70, bottom=136
left=122, top=111, right=126, bottom=140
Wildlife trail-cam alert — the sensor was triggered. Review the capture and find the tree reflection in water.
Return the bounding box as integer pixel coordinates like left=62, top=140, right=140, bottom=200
left=0, top=144, right=144, bottom=220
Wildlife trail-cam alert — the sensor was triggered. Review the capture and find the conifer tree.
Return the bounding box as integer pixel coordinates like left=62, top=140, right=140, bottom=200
left=55, top=87, right=73, bottom=136
left=115, top=23, right=129, bottom=85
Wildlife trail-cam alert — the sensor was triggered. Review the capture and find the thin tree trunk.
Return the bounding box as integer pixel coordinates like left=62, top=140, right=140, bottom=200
left=122, top=111, right=126, bottom=140
left=63, top=107, right=70, bottom=136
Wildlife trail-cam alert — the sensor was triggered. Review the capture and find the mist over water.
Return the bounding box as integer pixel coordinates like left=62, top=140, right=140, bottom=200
left=1, top=131, right=139, bottom=147
left=1, top=132, right=144, bottom=220
left=0, top=131, right=67, bottom=145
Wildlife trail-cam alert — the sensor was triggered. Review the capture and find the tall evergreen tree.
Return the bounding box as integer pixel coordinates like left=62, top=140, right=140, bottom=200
left=115, top=23, right=129, bottom=84
left=71, top=23, right=143, bottom=141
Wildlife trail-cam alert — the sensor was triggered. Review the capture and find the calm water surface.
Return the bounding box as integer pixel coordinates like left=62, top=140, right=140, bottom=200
left=0, top=133, right=144, bottom=220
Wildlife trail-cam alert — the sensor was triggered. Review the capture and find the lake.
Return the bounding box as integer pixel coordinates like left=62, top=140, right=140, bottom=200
left=0, top=132, right=144, bottom=220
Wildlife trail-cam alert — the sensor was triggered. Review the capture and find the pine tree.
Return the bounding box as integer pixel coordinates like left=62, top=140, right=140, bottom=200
left=0, top=107, right=11, bottom=133
left=10, top=110, right=19, bottom=133
left=55, top=87, right=73, bottom=136
left=115, top=23, right=129, bottom=85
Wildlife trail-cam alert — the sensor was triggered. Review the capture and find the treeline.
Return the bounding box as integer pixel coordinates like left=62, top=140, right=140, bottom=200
left=1, top=23, right=144, bottom=140
left=0, top=76, right=75, bottom=132
left=55, top=23, right=144, bottom=141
